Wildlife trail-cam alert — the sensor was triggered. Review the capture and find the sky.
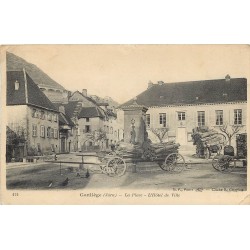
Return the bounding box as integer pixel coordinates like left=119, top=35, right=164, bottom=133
left=5, top=45, right=250, bottom=104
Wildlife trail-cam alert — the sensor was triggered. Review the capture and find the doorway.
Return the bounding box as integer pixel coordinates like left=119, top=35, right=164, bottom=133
left=61, top=137, right=66, bottom=153
left=177, top=127, right=187, bottom=145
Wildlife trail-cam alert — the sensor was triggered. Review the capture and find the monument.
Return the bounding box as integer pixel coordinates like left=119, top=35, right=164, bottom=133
left=121, top=98, right=148, bottom=145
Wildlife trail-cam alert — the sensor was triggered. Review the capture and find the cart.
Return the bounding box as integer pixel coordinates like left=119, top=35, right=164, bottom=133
left=212, top=134, right=247, bottom=173
left=96, top=147, right=186, bottom=177
left=212, top=154, right=247, bottom=173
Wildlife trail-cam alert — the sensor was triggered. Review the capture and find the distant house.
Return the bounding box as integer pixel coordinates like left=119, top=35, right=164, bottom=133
left=52, top=103, right=76, bottom=153
left=6, top=69, right=60, bottom=160
left=118, top=76, right=247, bottom=148
left=69, top=90, right=119, bottom=151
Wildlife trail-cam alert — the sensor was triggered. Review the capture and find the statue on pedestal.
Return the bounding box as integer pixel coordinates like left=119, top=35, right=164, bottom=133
left=130, top=118, right=136, bottom=144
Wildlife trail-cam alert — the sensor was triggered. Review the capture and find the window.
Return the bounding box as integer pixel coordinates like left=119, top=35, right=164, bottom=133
left=54, top=114, right=57, bottom=122
left=114, top=131, right=117, bottom=137
left=178, top=112, right=186, bottom=121
left=86, top=118, right=90, bottom=122
left=110, top=127, right=113, bottom=134
left=48, top=113, right=52, bottom=121
left=47, top=127, right=51, bottom=138
left=234, top=109, right=242, bottom=125
left=40, top=111, right=45, bottom=120
left=50, top=128, right=54, bottom=138
left=146, top=114, right=150, bottom=128
left=32, top=124, right=37, bottom=137
left=159, top=113, right=166, bottom=127
left=197, top=111, right=205, bottom=126
left=54, top=128, right=58, bottom=139
left=32, top=109, right=38, bottom=118
left=40, top=125, right=45, bottom=137
left=215, top=110, right=223, bottom=125
left=85, top=125, right=91, bottom=133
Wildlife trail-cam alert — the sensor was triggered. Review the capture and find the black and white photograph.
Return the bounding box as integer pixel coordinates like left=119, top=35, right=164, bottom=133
left=0, top=44, right=249, bottom=204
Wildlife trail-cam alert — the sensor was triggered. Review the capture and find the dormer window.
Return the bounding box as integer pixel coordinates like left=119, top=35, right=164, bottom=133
left=14, top=80, right=19, bottom=90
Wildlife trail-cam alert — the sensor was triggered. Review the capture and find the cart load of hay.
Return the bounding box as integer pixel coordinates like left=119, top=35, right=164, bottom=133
left=192, top=127, right=226, bottom=157
left=116, top=141, right=180, bottom=162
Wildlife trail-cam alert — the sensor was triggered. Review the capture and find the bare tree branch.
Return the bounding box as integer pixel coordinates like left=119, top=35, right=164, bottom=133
left=219, top=123, right=242, bottom=145
left=150, top=127, right=169, bottom=143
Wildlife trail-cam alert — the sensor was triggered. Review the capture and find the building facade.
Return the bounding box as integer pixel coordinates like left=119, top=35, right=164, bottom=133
left=69, top=90, right=120, bottom=151
left=119, top=76, right=247, bottom=149
left=6, top=70, right=60, bottom=161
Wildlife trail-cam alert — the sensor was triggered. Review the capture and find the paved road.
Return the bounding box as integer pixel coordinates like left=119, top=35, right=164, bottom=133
left=6, top=157, right=247, bottom=190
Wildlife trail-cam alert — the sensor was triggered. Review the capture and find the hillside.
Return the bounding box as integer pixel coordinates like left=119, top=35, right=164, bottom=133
left=6, top=52, right=65, bottom=90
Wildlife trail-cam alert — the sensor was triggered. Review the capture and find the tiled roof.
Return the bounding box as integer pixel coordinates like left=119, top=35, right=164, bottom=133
left=7, top=70, right=58, bottom=112
left=120, top=78, right=247, bottom=108
left=7, top=52, right=65, bottom=90
left=58, top=113, right=74, bottom=127
left=53, top=102, right=75, bottom=127
left=64, top=101, right=82, bottom=118
left=78, top=107, right=105, bottom=118
left=106, top=109, right=117, bottom=118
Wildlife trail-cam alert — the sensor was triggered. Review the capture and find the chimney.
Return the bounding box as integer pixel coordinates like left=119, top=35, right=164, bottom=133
left=82, top=89, right=87, bottom=96
left=14, top=80, right=19, bottom=90
left=148, top=81, right=153, bottom=89
left=225, top=74, right=231, bottom=82
left=59, top=105, right=65, bottom=115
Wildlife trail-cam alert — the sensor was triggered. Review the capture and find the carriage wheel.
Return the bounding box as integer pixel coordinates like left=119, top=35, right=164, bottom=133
left=160, top=153, right=185, bottom=173
left=212, top=155, right=235, bottom=173
left=106, top=157, right=127, bottom=177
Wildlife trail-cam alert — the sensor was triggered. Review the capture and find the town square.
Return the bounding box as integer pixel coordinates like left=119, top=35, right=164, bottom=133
left=5, top=45, right=248, bottom=190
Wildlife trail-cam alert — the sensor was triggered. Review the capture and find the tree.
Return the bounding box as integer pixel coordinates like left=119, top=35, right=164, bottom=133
left=150, top=127, right=169, bottom=143
left=86, top=128, right=107, bottom=144
left=6, top=126, right=26, bottom=161
left=219, top=123, right=242, bottom=146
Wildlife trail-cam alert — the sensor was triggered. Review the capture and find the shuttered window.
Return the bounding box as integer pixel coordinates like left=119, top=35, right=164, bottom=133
left=54, top=128, right=58, bottom=139
left=40, top=125, right=45, bottom=137
left=32, top=124, right=37, bottom=137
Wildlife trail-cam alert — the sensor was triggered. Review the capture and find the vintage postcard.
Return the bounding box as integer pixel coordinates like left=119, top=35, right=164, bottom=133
left=0, top=44, right=249, bottom=204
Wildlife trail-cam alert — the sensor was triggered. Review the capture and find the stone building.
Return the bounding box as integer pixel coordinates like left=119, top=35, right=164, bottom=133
left=69, top=90, right=120, bottom=151
left=6, top=70, right=60, bottom=160
left=118, top=76, right=247, bottom=149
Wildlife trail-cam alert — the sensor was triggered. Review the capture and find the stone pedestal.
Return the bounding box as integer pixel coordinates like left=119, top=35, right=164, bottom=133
left=122, top=101, right=148, bottom=145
